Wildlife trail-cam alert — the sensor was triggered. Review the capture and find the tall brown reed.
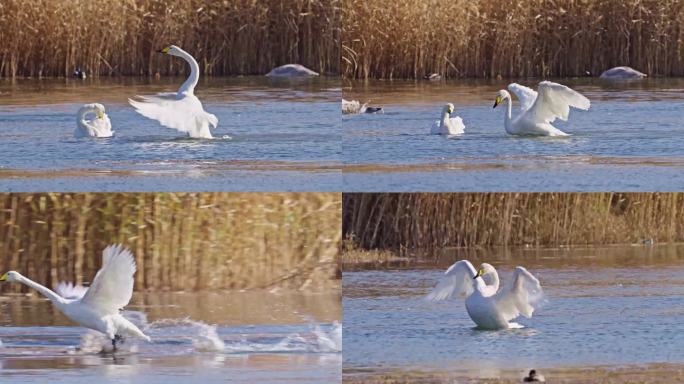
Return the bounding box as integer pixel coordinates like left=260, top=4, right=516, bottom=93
left=344, top=193, right=684, bottom=250
left=0, top=193, right=341, bottom=294
left=0, top=0, right=340, bottom=78
left=342, top=0, right=684, bottom=79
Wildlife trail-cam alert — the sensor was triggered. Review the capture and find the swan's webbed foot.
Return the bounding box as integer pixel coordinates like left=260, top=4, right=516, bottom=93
left=111, top=334, right=125, bottom=351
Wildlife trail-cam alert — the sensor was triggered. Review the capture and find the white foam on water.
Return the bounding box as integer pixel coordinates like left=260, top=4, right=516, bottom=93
left=223, top=321, right=341, bottom=354
left=148, top=318, right=225, bottom=352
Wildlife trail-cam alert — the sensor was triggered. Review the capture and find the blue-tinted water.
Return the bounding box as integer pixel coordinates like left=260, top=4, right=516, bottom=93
left=343, top=245, right=684, bottom=377
left=0, top=77, right=340, bottom=192
left=343, top=79, right=684, bottom=191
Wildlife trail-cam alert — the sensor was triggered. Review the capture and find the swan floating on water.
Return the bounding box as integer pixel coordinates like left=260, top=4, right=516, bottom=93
left=600, top=66, right=647, bottom=80
left=266, top=64, right=319, bottom=77
left=426, top=260, right=544, bottom=330
left=493, top=81, right=590, bottom=136
left=75, top=103, right=113, bottom=138
left=430, top=103, right=465, bottom=135
left=129, top=45, right=218, bottom=139
left=0, top=244, right=151, bottom=350
left=342, top=99, right=383, bottom=114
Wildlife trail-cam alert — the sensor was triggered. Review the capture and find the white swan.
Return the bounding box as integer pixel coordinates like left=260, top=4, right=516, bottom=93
left=266, top=64, right=319, bottom=77
left=75, top=103, right=113, bottom=138
left=129, top=45, right=218, bottom=139
left=426, top=260, right=543, bottom=330
left=430, top=103, right=465, bottom=135
left=0, top=244, right=151, bottom=349
left=493, top=81, right=590, bottom=136
left=342, top=99, right=383, bottom=114
left=600, top=66, right=646, bottom=80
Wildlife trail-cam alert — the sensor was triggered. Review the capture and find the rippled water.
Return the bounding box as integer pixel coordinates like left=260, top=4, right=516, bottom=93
left=343, top=244, right=684, bottom=380
left=0, top=290, right=341, bottom=383
left=343, top=78, right=684, bottom=191
left=0, top=77, right=340, bottom=192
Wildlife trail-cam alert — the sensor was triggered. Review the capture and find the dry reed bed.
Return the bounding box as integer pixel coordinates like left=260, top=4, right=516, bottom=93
left=0, top=193, right=341, bottom=293
left=343, top=0, right=684, bottom=79
left=344, top=193, right=684, bottom=250
left=0, top=0, right=340, bottom=78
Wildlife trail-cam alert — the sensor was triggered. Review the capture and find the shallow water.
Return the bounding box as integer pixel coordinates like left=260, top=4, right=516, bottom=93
left=343, top=244, right=684, bottom=379
left=0, top=290, right=341, bottom=383
left=343, top=78, right=684, bottom=191
left=0, top=77, right=340, bottom=192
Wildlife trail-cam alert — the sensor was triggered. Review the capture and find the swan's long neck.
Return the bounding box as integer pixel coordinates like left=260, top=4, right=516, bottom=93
left=504, top=98, right=512, bottom=132
left=174, top=48, right=200, bottom=95
left=77, top=106, right=94, bottom=122
left=441, top=111, right=450, bottom=127
left=17, top=275, right=65, bottom=305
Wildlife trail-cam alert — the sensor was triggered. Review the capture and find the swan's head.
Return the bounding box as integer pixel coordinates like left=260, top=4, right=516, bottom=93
left=493, top=90, right=510, bottom=108
left=473, top=263, right=496, bottom=279
left=442, top=103, right=455, bottom=115
left=158, top=45, right=183, bottom=56
left=0, top=271, right=21, bottom=283
left=80, top=103, right=106, bottom=119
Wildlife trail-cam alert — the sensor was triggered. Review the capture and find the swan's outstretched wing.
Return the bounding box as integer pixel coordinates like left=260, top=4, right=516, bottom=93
left=527, top=81, right=590, bottom=124
left=494, top=266, right=544, bottom=320
left=81, top=245, right=136, bottom=315
left=129, top=92, right=217, bottom=135
left=55, top=282, right=88, bottom=300
left=507, top=83, right=537, bottom=111
left=426, top=260, right=477, bottom=301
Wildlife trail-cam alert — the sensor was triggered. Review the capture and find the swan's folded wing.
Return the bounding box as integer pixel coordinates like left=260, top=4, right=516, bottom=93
left=494, top=266, right=544, bottom=320
left=55, top=282, right=88, bottom=300
left=507, top=83, right=538, bottom=111
left=129, top=93, right=216, bottom=134
left=529, top=81, right=590, bottom=123
left=81, top=245, right=136, bottom=315
left=447, top=116, right=465, bottom=134
left=425, top=260, right=477, bottom=301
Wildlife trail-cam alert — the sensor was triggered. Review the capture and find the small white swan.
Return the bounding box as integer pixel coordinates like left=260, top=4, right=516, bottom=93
left=129, top=45, right=218, bottom=139
left=493, top=81, right=590, bottom=136
left=75, top=103, right=113, bottom=138
left=426, top=260, right=543, bottom=330
left=430, top=103, right=465, bottom=135
left=266, top=64, right=319, bottom=77
left=0, top=245, right=151, bottom=350
left=342, top=99, right=383, bottom=114
left=600, top=66, right=646, bottom=80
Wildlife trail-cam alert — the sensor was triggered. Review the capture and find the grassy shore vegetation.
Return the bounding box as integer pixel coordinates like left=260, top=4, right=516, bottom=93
left=344, top=193, right=684, bottom=250
left=342, top=0, right=684, bottom=79
left=0, top=0, right=340, bottom=78
left=0, top=193, right=341, bottom=293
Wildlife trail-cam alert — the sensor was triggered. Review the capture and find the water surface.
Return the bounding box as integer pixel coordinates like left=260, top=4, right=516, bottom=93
left=343, top=244, right=684, bottom=380
left=0, top=77, right=340, bottom=192
left=0, top=290, right=341, bottom=383
left=343, top=78, right=684, bottom=191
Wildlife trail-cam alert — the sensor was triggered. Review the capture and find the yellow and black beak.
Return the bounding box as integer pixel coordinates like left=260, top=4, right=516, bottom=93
left=0, top=272, right=8, bottom=282
left=158, top=47, right=171, bottom=54
left=448, top=105, right=454, bottom=114
left=493, top=96, right=502, bottom=109
left=97, top=111, right=104, bottom=119
left=473, top=268, right=484, bottom=280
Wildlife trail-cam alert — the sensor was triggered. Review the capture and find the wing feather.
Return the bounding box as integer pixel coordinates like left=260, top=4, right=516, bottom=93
left=507, top=83, right=538, bottom=111
left=129, top=92, right=217, bottom=135
left=55, top=282, right=88, bottom=300
left=80, top=245, right=136, bottom=315
left=426, top=260, right=477, bottom=301
left=494, top=266, right=544, bottom=321
left=528, top=81, right=590, bottom=124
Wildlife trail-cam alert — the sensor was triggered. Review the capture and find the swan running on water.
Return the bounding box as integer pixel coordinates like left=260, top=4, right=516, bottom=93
left=75, top=103, right=112, bottom=138
left=426, top=260, right=543, bottom=330
left=430, top=103, right=465, bottom=136
left=493, top=81, right=590, bottom=136
left=0, top=245, right=151, bottom=350
left=129, top=45, right=218, bottom=139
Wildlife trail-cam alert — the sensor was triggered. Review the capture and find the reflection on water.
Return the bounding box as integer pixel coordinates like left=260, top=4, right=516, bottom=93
left=0, top=290, right=341, bottom=383
left=343, top=78, right=684, bottom=191
left=0, top=77, right=341, bottom=192
left=343, top=244, right=684, bottom=380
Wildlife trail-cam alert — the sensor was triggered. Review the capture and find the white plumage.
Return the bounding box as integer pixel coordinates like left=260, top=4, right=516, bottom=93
left=75, top=103, right=113, bottom=138
left=430, top=103, right=465, bottom=136
left=129, top=45, right=218, bottom=139
left=0, top=245, right=151, bottom=349
left=426, top=260, right=544, bottom=330
left=493, top=81, right=590, bottom=136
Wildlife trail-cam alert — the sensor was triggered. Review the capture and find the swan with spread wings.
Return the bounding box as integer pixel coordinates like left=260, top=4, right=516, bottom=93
left=426, top=260, right=544, bottom=330
left=0, top=245, right=151, bottom=350
left=493, top=81, right=590, bottom=136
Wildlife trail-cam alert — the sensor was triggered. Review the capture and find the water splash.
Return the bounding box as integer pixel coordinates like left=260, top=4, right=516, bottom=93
left=224, top=321, right=341, bottom=354
left=148, top=318, right=225, bottom=352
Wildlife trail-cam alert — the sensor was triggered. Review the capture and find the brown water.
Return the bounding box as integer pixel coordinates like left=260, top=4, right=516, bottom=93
left=0, top=290, right=341, bottom=383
